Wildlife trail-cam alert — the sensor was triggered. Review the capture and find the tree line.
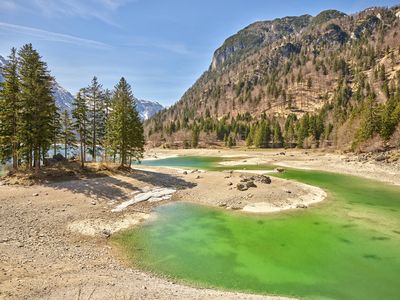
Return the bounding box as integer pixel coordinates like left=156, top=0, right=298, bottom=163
left=0, top=44, right=144, bottom=174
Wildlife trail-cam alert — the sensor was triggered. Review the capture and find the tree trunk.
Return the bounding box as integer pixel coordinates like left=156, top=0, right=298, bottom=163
left=121, top=151, right=126, bottom=167
left=42, top=147, right=45, bottom=165
left=64, top=141, right=67, bottom=159
left=12, top=143, right=17, bottom=170
left=12, top=117, right=18, bottom=170
left=28, top=147, right=32, bottom=170
left=80, top=138, right=84, bottom=168
left=34, top=148, right=40, bottom=175
left=92, top=103, right=96, bottom=162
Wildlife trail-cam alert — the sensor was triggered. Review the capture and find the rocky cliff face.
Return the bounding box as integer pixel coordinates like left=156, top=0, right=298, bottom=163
left=211, top=14, right=313, bottom=70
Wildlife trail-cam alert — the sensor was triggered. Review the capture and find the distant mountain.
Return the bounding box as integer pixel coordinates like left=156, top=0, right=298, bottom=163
left=146, top=6, right=400, bottom=151
left=0, top=55, right=163, bottom=119
left=0, top=54, right=74, bottom=112
left=135, top=98, right=164, bottom=120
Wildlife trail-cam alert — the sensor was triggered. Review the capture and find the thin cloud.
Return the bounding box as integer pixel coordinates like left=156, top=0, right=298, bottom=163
left=0, top=22, right=110, bottom=48
left=123, top=38, right=190, bottom=55
left=31, top=0, right=136, bottom=26
left=0, top=0, right=19, bottom=11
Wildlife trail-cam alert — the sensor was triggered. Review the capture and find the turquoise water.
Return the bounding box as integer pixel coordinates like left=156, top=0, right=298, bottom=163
left=139, top=156, right=226, bottom=169
left=116, top=156, right=400, bottom=299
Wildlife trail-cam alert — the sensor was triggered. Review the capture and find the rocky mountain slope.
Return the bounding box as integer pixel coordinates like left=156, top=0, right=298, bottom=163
left=146, top=6, right=400, bottom=151
left=0, top=55, right=163, bottom=120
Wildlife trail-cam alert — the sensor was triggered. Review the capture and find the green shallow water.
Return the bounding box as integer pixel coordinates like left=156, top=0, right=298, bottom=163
left=116, top=156, right=400, bottom=300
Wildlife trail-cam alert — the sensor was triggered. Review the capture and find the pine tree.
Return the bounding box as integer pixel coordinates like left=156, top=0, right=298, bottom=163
left=191, top=124, right=200, bottom=148
left=72, top=90, right=89, bottom=168
left=380, top=88, right=400, bottom=141
left=273, top=122, right=283, bottom=147
left=359, top=96, right=381, bottom=141
left=17, top=44, right=56, bottom=173
left=105, top=78, right=144, bottom=167
left=60, top=110, right=76, bottom=159
left=296, top=113, right=310, bottom=147
left=84, top=76, right=105, bottom=162
left=254, top=120, right=270, bottom=148
left=0, top=48, right=20, bottom=169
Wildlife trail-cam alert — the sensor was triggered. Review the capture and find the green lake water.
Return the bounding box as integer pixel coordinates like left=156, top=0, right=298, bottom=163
left=115, top=156, right=400, bottom=300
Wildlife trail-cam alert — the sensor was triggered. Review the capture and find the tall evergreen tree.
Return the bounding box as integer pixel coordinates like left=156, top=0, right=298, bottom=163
left=105, top=78, right=144, bottom=167
left=380, top=93, right=399, bottom=141
left=72, top=90, right=89, bottom=168
left=191, top=124, right=200, bottom=148
left=359, top=96, right=381, bottom=141
left=84, top=76, right=105, bottom=162
left=17, top=44, right=56, bottom=173
left=273, top=121, right=283, bottom=147
left=0, top=48, right=20, bottom=169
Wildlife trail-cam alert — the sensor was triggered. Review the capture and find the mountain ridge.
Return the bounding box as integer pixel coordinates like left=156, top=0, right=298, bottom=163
left=146, top=5, right=400, bottom=151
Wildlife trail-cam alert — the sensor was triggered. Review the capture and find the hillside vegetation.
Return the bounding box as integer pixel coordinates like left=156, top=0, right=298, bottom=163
left=146, top=6, right=400, bottom=152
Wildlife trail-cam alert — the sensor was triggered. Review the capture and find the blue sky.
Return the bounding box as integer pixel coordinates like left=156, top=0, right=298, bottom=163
left=0, top=0, right=399, bottom=106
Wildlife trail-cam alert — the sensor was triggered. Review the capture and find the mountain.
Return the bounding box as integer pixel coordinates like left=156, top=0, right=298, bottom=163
left=0, top=55, right=163, bottom=119
left=135, top=98, right=164, bottom=121
left=146, top=6, right=400, bottom=151
left=0, top=54, right=74, bottom=112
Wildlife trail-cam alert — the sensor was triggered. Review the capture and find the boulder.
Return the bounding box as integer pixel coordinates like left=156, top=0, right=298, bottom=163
left=296, top=203, right=308, bottom=209
left=53, top=153, right=66, bottom=161
left=236, top=183, right=248, bottom=191
left=246, top=181, right=257, bottom=188
left=101, top=229, right=111, bottom=238
left=256, top=175, right=271, bottom=184
left=375, top=154, right=388, bottom=162
left=240, top=175, right=255, bottom=182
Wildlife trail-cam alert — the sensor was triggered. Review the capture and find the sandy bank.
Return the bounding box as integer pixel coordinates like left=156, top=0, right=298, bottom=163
left=0, top=170, right=292, bottom=300
left=150, top=148, right=400, bottom=186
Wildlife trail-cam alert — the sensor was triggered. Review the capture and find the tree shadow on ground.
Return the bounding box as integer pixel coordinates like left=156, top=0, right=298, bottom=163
left=45, top=169, right=196, bottom=201
left=124, top=169, right=196, bottom=190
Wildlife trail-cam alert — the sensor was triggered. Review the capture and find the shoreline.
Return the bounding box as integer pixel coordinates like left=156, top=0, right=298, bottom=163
left=1, top=148, right=399, bottom=299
